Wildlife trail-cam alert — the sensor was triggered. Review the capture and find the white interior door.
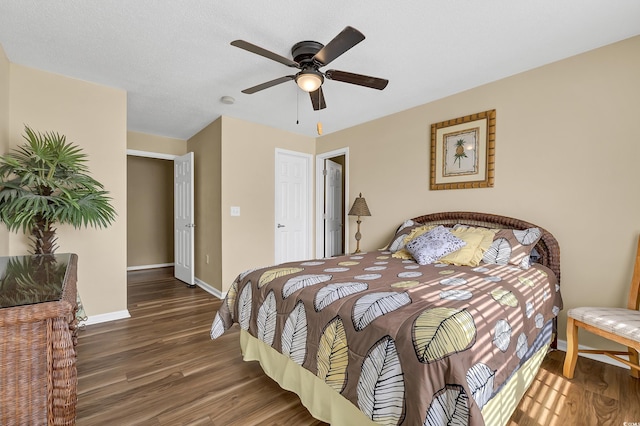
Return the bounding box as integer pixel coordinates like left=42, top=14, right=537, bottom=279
left=174, top=152, right=195, bottom=285
left=315, top=148, right=349, bottom=257
left=275, top=150, right=312, bottom=264
left=324, top=159, right=343, bottom=257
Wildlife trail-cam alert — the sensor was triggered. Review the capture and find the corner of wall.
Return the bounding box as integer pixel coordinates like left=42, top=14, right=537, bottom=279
left=0, top=43, right=11, bottom=255
left=187, top=118, right=223, bottom=292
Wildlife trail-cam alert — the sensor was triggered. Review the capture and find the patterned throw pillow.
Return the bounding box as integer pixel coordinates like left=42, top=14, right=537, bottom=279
left=406, top=225, right=467, bottom=265
left=391, top=224, right=438, bottom=259
left=385, top=220, right=425, bottom=253
left=482, top=227, right=543, bottom=269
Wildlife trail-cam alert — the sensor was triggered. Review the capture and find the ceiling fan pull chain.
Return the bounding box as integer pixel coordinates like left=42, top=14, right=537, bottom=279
left=296, top=89, right=299, bottom=125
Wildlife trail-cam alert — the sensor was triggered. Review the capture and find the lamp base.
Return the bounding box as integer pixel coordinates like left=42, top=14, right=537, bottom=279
left=353, top=218, right=362, bottom=255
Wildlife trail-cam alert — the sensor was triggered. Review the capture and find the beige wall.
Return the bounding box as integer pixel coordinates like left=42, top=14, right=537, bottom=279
left=188, top=118, right=222, bottom=290
left=126, top=116, right=315, bottom=295
left=186, top=116, right=314, bottom=293
left=318, top=35, right=640, bottom=348
left=128, top=131, right=187, bottom=156
left=8, top=63, right=128, bottom=317
left=219, top=116, right=315, bottom=291
left=0, top=45, right=9, bottom=255
left=127, top=156, right=174, bottom=267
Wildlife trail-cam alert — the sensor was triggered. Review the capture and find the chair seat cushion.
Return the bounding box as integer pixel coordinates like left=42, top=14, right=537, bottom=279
left=568, top=307, right=640, bottom=342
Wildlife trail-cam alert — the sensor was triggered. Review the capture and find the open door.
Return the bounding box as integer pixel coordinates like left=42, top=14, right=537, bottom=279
left=174, top=152, right=195, bottom=286
left=324, top=159, right=343, bottom=257
left=315, top=148, right=349, bottom=258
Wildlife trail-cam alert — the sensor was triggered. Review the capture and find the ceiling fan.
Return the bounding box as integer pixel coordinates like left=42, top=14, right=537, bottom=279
left=231, top=26, right=389, bottom=111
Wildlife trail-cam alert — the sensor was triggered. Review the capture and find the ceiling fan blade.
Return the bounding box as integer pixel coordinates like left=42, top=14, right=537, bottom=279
left=312, top=26, right=365, bottom=66
left=325, top=69, right=389, bottom=90
left=309, top=87, right=327, bottom=111
left=241, top=75, right=295, bottom=94
left=231, top=40, right=299, bottom=68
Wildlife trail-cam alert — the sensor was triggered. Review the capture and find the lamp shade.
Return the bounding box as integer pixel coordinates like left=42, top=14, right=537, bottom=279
left=348, top=193, right=371, bottom=217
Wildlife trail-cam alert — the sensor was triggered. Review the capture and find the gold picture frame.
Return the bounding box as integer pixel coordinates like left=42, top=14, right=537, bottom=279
left=430, top=109, right=495, bottom=190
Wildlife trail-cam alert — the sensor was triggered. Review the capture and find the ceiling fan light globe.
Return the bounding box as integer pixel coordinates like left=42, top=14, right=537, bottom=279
left=296, top=72, right=323, bottom=92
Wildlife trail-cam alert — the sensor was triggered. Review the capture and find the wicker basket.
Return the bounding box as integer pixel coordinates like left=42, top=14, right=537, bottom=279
left=0, top=254, right=78, bottom=425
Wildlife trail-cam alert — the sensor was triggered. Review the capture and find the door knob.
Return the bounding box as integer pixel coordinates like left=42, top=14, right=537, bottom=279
left=277, top=224, right=285, bottom=228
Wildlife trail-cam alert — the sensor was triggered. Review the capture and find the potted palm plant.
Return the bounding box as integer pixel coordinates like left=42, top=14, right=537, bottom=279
left=0, top=125, right=116, bottom=254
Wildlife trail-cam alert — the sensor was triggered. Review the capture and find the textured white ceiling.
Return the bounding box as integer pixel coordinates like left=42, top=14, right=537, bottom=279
left=1, top=1, right=639, bottom=140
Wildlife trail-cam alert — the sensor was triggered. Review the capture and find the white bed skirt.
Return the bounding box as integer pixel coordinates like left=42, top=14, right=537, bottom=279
left=240, top=330, right=550, bottom=425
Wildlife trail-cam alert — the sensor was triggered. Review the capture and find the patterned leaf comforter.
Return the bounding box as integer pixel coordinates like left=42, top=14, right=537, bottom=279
left=210, top=249, right=562, bottom=426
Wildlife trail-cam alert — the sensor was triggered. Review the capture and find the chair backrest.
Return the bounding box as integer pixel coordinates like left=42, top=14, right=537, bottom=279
left=628, top=236, right=640, bottom=311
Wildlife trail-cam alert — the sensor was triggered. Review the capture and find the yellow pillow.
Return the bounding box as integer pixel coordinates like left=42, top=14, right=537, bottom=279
left=438, top=226, right=498, bottom=266
left=391, top=225, right=436, bottom=259
left=474, top=227, right=500, bottom=250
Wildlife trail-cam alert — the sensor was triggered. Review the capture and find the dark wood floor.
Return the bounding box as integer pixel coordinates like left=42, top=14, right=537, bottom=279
left=76, top=267, right=640, bottom=425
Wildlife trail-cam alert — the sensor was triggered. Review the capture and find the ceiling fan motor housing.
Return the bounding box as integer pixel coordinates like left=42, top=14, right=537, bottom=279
left=291, top=41, right=324, bottom=65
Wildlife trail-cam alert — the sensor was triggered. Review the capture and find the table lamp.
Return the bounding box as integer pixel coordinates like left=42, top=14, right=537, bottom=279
left=348, top=193, right=371, bottom=254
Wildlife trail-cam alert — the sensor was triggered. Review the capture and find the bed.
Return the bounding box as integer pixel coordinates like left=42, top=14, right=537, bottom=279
left=210, top=211, right=563, bottom=425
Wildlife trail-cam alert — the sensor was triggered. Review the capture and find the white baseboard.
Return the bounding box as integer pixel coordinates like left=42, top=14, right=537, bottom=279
left=194, top=277, right=226, bottom=300
left=556, top=339, right=630, bottom=370
left=127, top=263, right=174, bottom=271
left=84, top=310, right=131, bottom=326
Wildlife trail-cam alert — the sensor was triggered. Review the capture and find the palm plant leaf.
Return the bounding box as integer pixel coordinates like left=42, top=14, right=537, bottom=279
left=0, top=125, right=116, bottom=253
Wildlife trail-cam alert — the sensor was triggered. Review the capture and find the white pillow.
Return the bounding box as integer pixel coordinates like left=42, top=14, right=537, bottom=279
left=406, top=225, right=467, bottom=265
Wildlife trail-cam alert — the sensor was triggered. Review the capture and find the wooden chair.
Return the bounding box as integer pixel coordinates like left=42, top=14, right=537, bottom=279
left=563, top=236, right=640, bottom=379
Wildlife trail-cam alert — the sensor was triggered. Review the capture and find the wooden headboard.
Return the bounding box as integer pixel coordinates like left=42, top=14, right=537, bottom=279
left=411, top=211, right=561, bottom=283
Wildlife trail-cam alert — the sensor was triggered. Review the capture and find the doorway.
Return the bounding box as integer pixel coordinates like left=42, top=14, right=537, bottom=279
left=315, top=148, right=349, bottom=258
left=126, top=154, right=174, bottom=269
left=126, top=149, right=195, bottom=285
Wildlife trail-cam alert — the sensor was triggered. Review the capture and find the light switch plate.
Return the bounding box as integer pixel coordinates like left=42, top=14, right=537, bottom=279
left=230, top=206, right=240, bottom=216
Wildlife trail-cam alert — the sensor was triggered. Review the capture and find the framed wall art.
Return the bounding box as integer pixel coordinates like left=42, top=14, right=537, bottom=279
left=430, top=109, right=495, bottom=190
